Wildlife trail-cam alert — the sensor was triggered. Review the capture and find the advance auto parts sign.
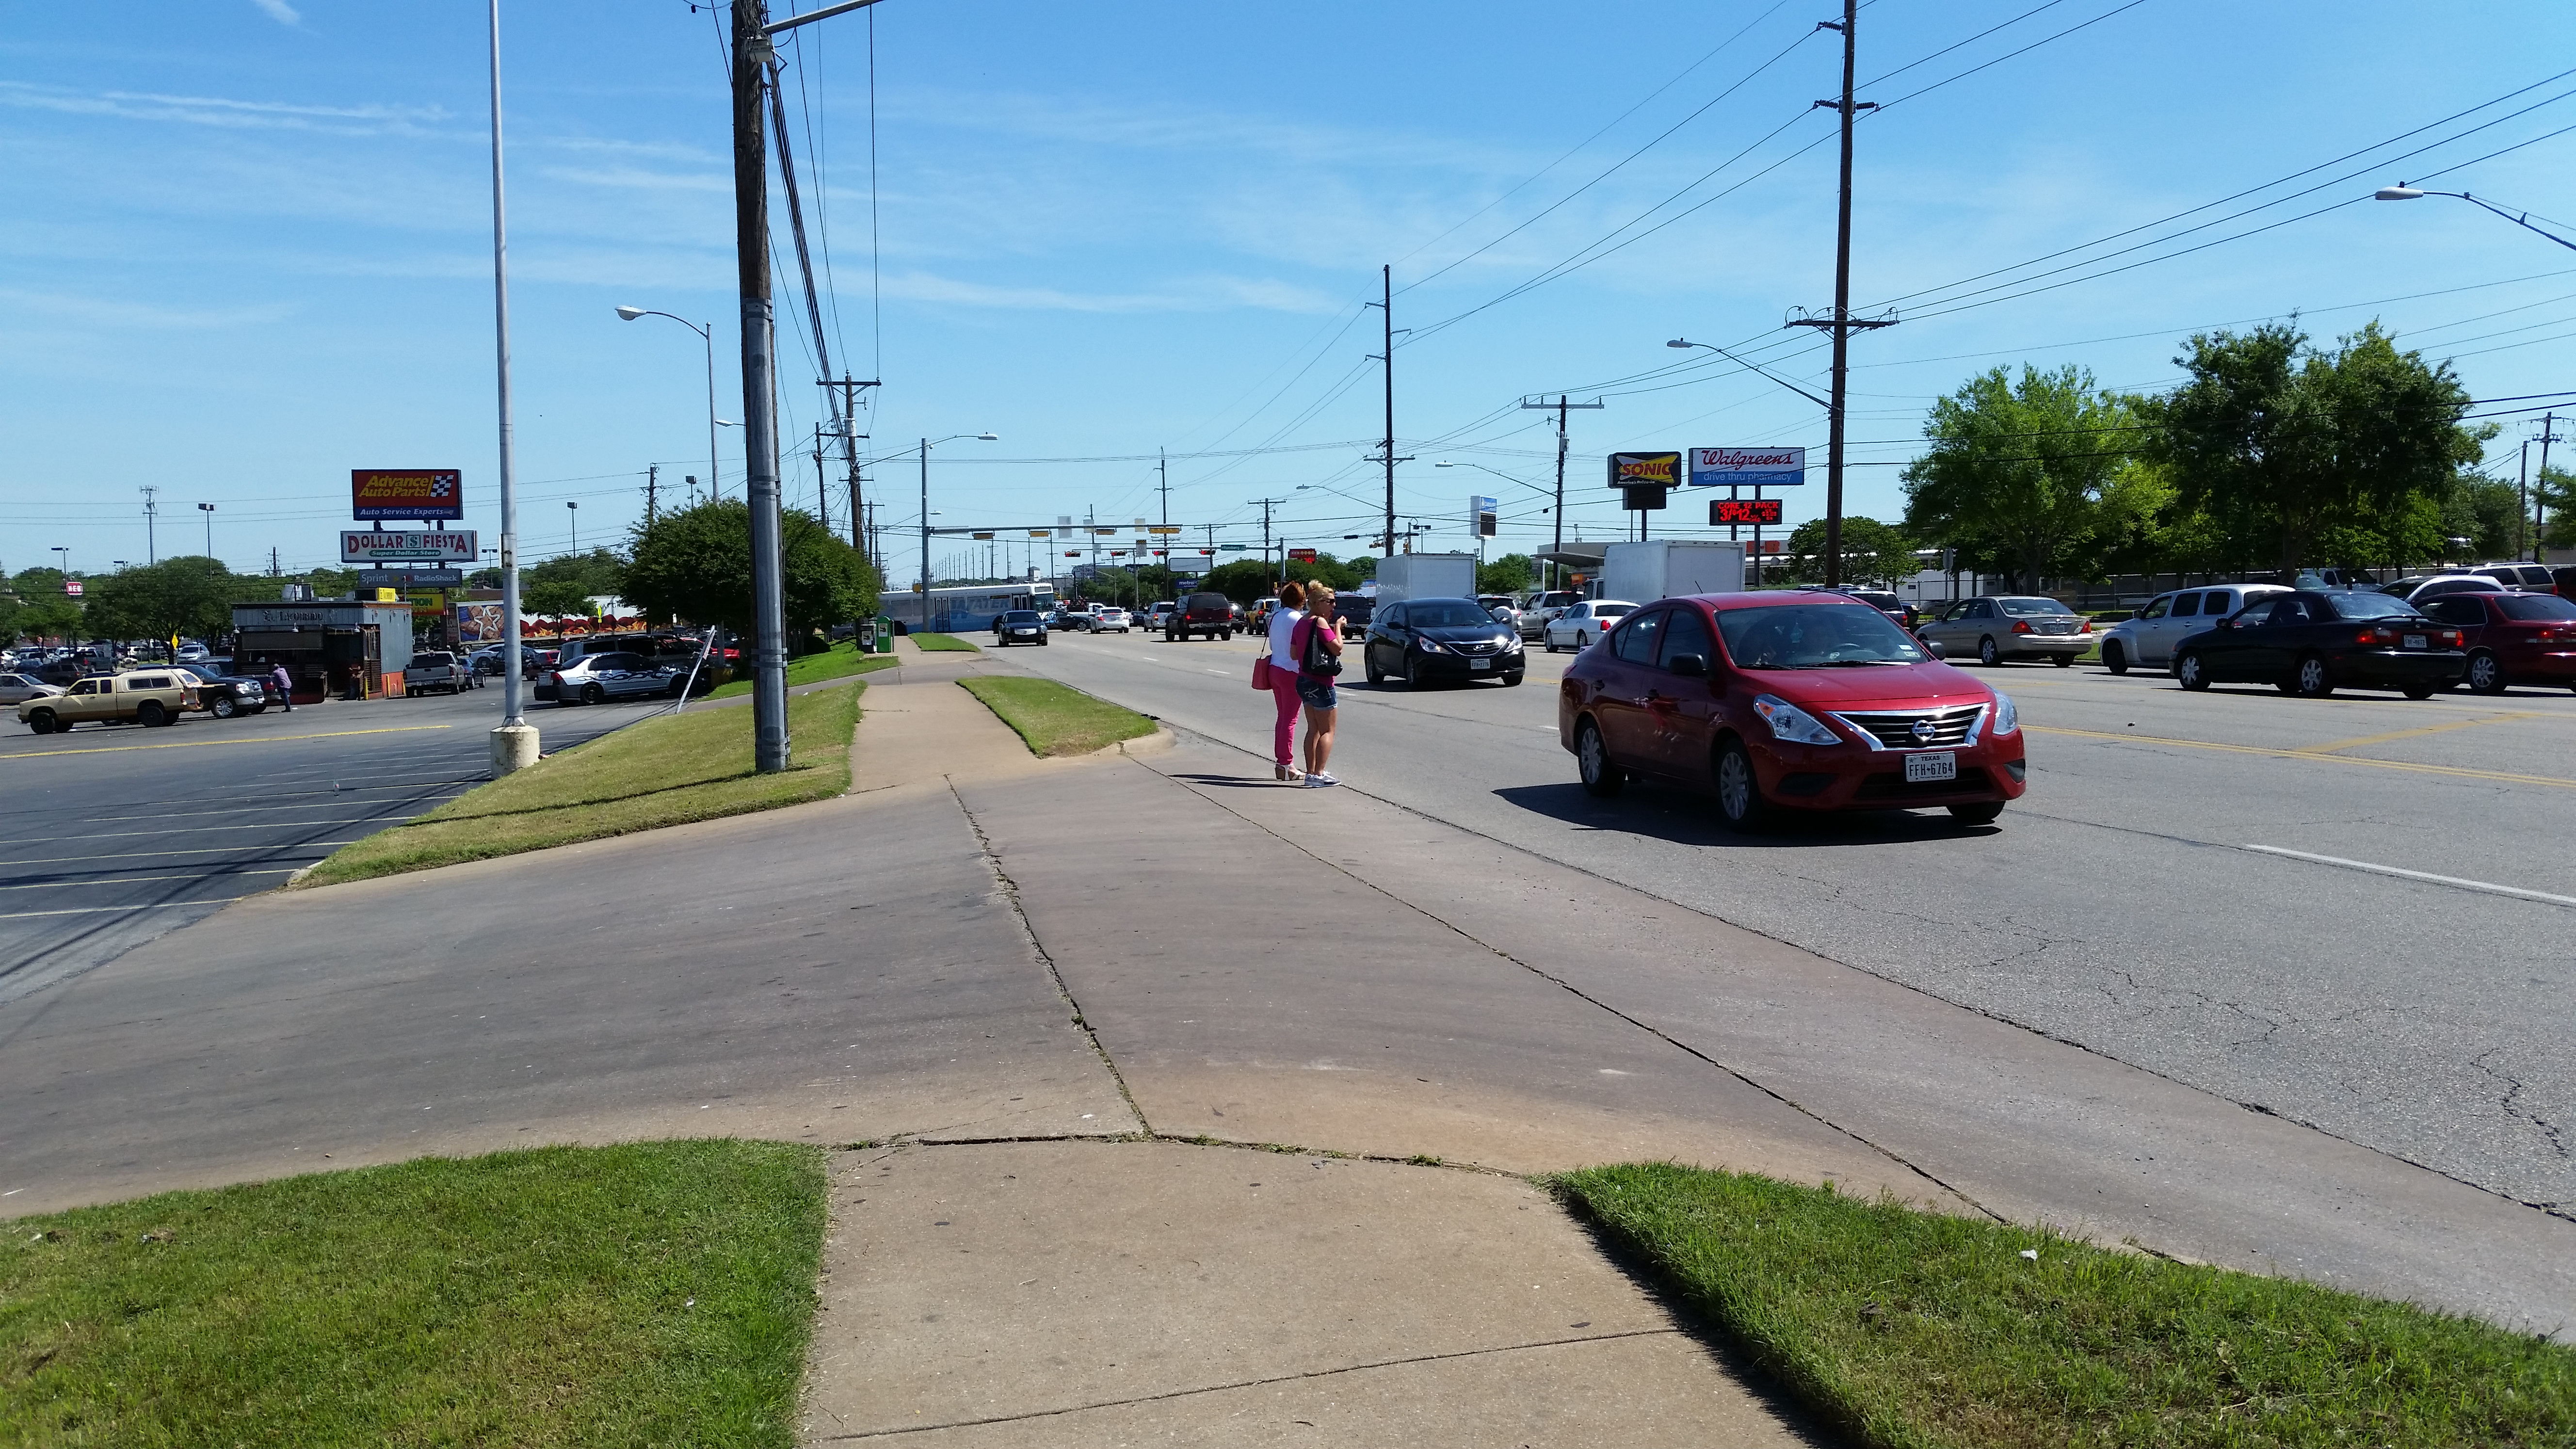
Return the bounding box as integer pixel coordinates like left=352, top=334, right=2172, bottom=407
left=1607, top=451, right=1681, bottom=488
left=352, top=468, right=463, bottom=521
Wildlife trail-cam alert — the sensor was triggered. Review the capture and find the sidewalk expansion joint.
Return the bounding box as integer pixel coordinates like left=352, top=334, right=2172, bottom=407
left=1123, top=743, right=2004, bottom=1223
left=812, top=1326, right=1685, bottom=1441
left=848, top=1131, right=1526, bottom=1180
left=947, top=777, right=1151, bottom=1138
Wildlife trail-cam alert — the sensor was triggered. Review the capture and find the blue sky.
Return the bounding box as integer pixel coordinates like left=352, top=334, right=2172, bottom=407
left=5, top=0, right=2573, bottom=584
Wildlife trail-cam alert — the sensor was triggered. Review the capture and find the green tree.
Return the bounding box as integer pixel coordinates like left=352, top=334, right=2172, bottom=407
left=622, top=498, right=879, bottom=635
left=2533, top=464, right=2575, bottom=551
left=522, top=578, right=594, bottom=619
left=526, top=547, right=627, bottom=601
left=1284, top=552, right=1364, bottom=593
left=1781, top=517, right=1919, bottom=587
left=6, top=568, right=86, bottom=643
left=81, top=557, right=242, bottom=644
left=1200, top=559, right=1275, bottom=604
left=2441, top=474, right=2523, bottom=561
left=2147, top=322, right=2486, bottom=574
left=1902, top=364, right=2156, bottom=590
left=1476, top=553, right=1535, bottom=595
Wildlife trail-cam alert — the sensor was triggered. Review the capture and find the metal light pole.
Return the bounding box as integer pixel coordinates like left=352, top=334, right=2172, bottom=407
left=615, top=306, right=722, bottom=499
left=908, top=433, right=999, bottom=629
left=197, top=502, right=216, bottom=558
left=567, top=499, right=579, bottom=553
left=486, top=0, right=536, bottom=773
left=2375, top=186, right=2576, bottom=251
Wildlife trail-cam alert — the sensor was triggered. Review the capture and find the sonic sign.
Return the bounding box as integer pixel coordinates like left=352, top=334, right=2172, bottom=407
left=1606, top=451, right=1681, bottom=488
left=351, top=468, right=463, bottom=522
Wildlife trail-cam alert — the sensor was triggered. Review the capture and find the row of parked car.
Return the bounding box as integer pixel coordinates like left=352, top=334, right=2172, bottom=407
left=2096, top=571, right=2576, bottom=697
left=3, top=656, right=281, bottom=734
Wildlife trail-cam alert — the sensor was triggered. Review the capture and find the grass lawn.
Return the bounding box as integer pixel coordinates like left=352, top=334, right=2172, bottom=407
left=0, top=1141, right=826, bottom=1449
left=1559, top=1163, right=2576, bottom=1449
left=907, top=632, right=980, bottom=652
left=958, top=676, right=1156, bottom=757
left=704, top=641, right=898, bottom=699
left=297, top=681, right=864, bottom=887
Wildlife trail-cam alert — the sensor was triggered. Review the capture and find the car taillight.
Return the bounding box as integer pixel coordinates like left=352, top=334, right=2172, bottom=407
left=2011, top=620, right=2032, bottom=634
left=2440, top=629, right=2462, bottom=647
left=2538, top=627, right=2576, bottom=644
left=550, top=672, right=564, bottom=686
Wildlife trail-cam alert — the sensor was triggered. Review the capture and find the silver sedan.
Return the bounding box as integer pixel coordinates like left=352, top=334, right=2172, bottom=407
left=1917, top=596, right=2094, bottom=667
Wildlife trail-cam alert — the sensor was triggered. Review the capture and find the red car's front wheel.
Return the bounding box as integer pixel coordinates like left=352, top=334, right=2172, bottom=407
left=1714, top=738, right=1770, bottom=832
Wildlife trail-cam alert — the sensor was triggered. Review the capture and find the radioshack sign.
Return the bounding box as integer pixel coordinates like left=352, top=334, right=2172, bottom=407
left=341, top=529, right=479, bottom=563
left=352, top=468, right=463, bottom=521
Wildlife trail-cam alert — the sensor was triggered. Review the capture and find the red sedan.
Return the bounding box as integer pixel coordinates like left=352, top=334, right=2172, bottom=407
left=2419, top=591, right=2576, bottom=693
left=1559, top=592, right=2026, bottom=830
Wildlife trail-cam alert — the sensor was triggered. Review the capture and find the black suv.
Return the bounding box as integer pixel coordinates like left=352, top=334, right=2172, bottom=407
left=1165, top=592, right=1236, bottom=641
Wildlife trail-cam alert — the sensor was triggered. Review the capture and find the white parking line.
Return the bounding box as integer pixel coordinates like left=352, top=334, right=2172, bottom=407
left=2240, top=845, right=2576, bottom=910
left=0, top=869, right=298, bottom=892
left=0, top=902, right=226, bottom=920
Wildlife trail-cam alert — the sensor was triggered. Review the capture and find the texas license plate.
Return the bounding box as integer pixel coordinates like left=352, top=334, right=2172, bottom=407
left=2403, top=633, right=2427, bottom=650
left=1904, top=752, right=1957, bottom=783
left=1470, top=658, right=1491, bottom=670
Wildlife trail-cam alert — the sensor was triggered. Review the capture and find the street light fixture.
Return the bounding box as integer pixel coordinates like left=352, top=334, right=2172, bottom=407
left=2373, top=186, right=2576, bottom=252
left=616, top=306, right=725, bottom=498
left=197, top=501, right=216, bottom=558
left=567, top=499, right=579, bottom=553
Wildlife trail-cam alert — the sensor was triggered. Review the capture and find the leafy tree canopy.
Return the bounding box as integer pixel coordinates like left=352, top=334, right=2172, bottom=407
left=1902, top=364, right=2159, bottom=590
left=1477, top=553, right=1535, bottom=595
left=622, top=498, right=879, bottom=634
left=1781, top=518, right=1920, bottom=588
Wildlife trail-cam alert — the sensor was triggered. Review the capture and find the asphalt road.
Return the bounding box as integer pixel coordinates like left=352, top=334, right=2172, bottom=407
left=0, top=686, right=659, bottom=1006
left=995, top=624, right=2576, bottom=1219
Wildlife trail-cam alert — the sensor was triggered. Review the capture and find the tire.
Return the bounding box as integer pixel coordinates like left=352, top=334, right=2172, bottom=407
left=1038, top=636, right=1048, bottom=646
left=2175, top=652, right=2209, bottom=692
left=1948, top=801, right=2006, bottom=826
left=1365, top=652, right=1385, bottom=685
left=1502, top=672, right=1524, bottom=687
left=2289, top=654, right=2333, bottom=698
left=1978, top=635, right=2001, bottom=666
left=2464, top=650, right=2505, bottom=694
left=2402, top=684, right=2436, bottom=701
left=668, top=677, right=689, bottom=697
left=210, top=695, right=238, bottom=719
left=1404, top=654, right=1426, bottom=689
left=2052, top=653, right=2075, bottom=668
left=26, top=710, right=54, bottom=735
left=1576, top=719, right=1624, bottom=798
left=581, top=683, right=605, bottom=706
left=2101, top=640, right=2128, bottom=675
left=137, top=701, right=169, bottom=727
left=1545, top=635, right=1562, bottom=654
left=1713, top=737, right=1770, bottom=832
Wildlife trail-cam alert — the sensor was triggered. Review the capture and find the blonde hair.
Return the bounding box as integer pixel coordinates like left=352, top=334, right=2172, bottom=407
left=1278, top=580, right=1307, bottom=608
left=1305, top=583, right=1335, bottom=607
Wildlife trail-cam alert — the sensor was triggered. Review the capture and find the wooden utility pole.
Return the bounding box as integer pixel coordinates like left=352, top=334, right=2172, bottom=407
left=732, top=0, right=789, bottom=770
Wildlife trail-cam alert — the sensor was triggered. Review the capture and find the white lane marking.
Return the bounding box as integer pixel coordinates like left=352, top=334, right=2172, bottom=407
left=0, top=842, right=364, bottom=867
left=2241, top=845, right=2576, bottom=910
left=0, top=902, right=226, bottom=920
left=0, top=869, right=300, bottom=892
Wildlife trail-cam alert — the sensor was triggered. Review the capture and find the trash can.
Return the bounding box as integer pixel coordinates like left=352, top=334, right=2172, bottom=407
left=873, top=616, right=894, bottom=652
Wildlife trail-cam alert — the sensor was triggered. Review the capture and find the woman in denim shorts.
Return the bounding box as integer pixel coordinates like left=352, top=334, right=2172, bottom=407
left=1294, top=586, right=1345, bottom=787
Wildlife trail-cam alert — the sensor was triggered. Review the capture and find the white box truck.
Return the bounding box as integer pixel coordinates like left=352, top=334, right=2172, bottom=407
left=1601, top=540, right=1747, bottom=604
left=1372, top=552, right=1477, bottom=603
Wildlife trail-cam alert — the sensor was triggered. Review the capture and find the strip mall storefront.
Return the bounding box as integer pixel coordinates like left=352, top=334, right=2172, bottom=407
left=230, top=600, right=415, bottom=703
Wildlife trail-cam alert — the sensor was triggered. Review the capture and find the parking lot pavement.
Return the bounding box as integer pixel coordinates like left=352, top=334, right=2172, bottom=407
left=990, top=629, right=2576, bottom=1221
left=0, top=688, right=658, bottom=1005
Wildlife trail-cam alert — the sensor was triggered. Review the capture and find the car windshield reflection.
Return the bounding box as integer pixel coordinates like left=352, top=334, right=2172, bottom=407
left=1717, top=604, right=1928, bottom=669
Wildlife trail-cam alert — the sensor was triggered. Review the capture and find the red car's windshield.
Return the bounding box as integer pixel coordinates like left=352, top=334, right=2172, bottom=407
left=1715, top=604, right=1930, bottom=669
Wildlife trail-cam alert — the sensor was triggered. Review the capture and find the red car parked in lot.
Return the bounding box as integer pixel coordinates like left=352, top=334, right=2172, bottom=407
left=2418, top=591, right=2576, bottom=693
left=1559, top=592, right=2025, bottom=830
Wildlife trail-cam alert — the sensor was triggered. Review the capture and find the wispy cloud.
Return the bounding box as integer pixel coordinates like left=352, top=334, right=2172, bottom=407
left=0, top=81, right=453, bottom=137
left=881, top=269, right=1338, bottom=316
left=0, top=287, right=294, bottom=331
left=248, top=0, right=302, bottom=27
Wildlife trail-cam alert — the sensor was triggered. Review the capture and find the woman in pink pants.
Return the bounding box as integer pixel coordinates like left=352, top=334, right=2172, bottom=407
left=1267, top=580, right=1308, bottom=780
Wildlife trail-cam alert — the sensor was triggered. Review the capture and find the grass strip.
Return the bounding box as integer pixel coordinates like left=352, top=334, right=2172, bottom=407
left=958, top=676, right=1156, bottom=757
left=907, top=632, right=981, bottom=652
left=1558, top=1163, right=2575, bottom=1449
left=1, top=1140, right=826, bottom=1449
left=704, top=641, right=898, bottom=699
left=296, top=681, right=863, bottom=887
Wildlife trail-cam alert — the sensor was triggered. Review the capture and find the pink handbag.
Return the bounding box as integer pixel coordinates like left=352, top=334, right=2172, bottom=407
left=1251, top=655, right=1273, bottom=690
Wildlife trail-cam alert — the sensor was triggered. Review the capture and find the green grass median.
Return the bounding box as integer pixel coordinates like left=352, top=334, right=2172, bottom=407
left=907, top=631, right=980, bottom=652
left=296, top=681, right=864, bottom=888
left=1, top=1140, right=825, bottom=1449
left=704, top=641, right=898, bottom=699
left=1558, top=1163, right=2575, bottom=1449
left=958, top=676, right=1156, bottom=757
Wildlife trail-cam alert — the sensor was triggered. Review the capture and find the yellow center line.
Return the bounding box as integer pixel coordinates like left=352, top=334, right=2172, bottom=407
left=2028, top=724, right=2576, bottom=791
left=0, top=725, right=454, bottom=759
left=2293, top=712, right=2542, bottom=755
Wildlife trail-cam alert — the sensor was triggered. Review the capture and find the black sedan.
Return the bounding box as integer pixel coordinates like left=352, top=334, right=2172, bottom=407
left=2173, top=590, right=2464, bottom=698
left=175, top=665, right=271, bottom=718
left=1361, top=596, right=1526, bottom=687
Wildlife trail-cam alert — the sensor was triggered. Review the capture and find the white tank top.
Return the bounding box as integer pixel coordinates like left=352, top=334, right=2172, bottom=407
left=1269, top=608, right=1306, bottom=670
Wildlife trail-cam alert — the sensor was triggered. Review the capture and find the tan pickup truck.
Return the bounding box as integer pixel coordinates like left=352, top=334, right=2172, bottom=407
left=17, top=670, right=199, bottom=734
